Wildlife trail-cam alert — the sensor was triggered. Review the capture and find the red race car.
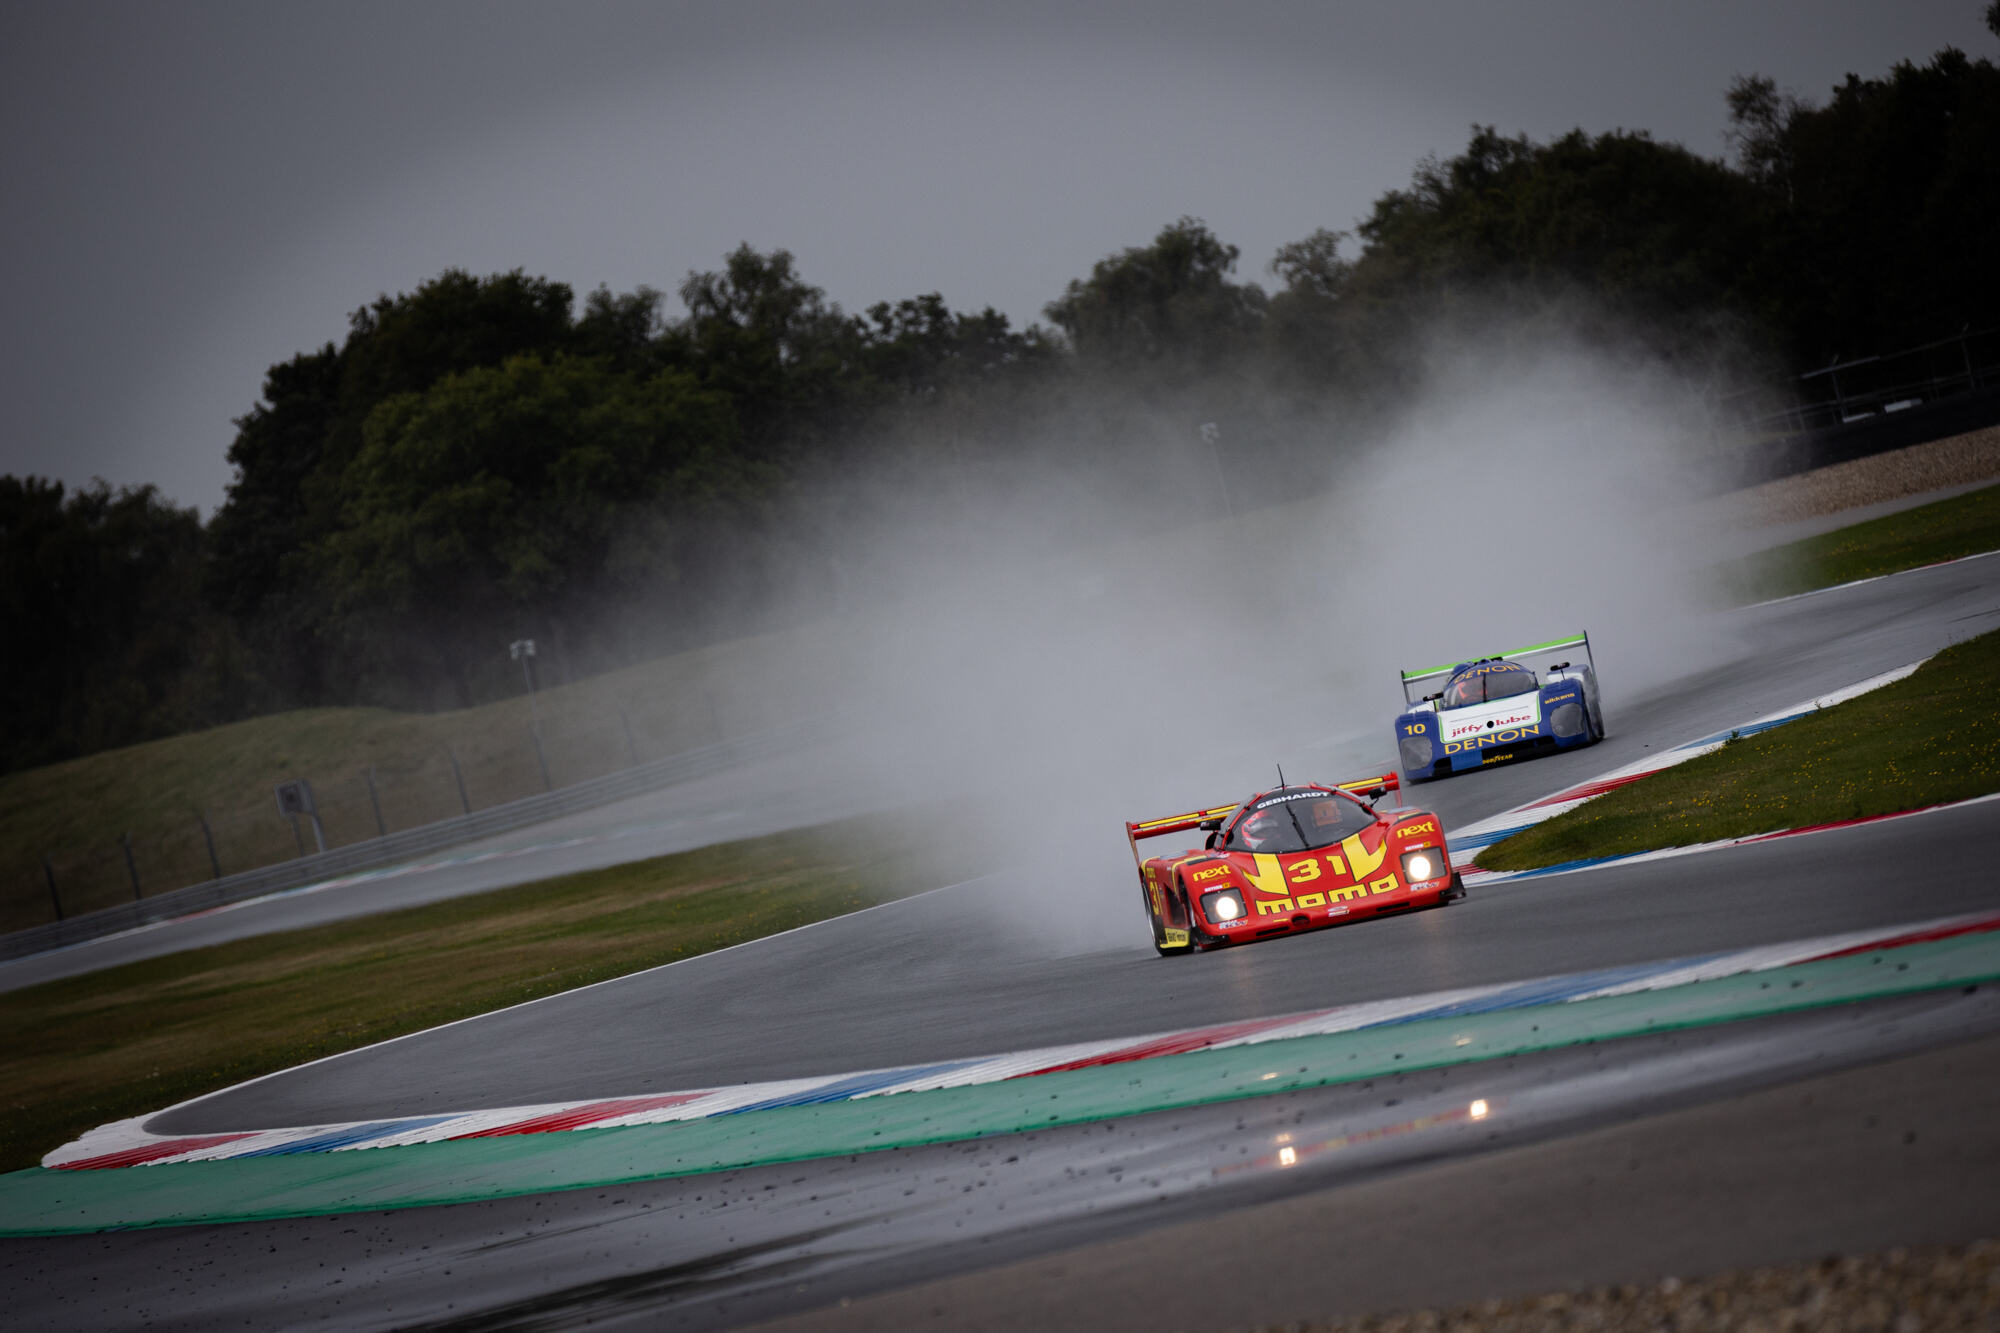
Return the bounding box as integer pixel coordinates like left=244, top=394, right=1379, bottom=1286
left=1125, top=773, right=1462, bottom=955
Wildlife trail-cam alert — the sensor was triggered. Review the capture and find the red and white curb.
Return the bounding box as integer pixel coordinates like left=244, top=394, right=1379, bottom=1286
left=45, top=909, right=2000, bottom=1171
left=1449, top=659, right=1931, bottom=883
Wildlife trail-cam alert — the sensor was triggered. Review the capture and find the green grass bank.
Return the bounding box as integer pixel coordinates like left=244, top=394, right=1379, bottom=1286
left=1478, top=627, right=2000, bottom=872
left=0, top=813, right=974, bottom=1174
left=1718, top=480, right=2000, bottom=604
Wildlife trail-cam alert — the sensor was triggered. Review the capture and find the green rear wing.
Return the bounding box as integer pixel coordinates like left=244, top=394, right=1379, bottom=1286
left=1399, top=632, right=1593, bottom=705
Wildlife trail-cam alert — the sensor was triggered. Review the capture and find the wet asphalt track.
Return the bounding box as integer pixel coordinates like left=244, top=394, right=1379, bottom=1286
left=5, top=548, right=1994, bottom=997
left=5, top=554, right=2000, bottom=1329
left=153, top=552, right=2000, bottom=1130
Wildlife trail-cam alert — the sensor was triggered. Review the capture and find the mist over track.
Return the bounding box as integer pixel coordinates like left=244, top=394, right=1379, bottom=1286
left=6, top=489, right=1999, bottom=1330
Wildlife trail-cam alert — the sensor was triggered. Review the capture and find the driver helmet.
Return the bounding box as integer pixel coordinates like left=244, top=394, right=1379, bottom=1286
left=1240, top=809, right=1284, bottom=849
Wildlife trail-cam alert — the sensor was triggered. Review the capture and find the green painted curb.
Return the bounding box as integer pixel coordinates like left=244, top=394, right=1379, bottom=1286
left=5, top=932, right=1997, bottom=1235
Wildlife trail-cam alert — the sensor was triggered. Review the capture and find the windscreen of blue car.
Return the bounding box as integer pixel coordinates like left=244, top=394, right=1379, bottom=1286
left=1224, top=788, right=1376, bottom=853
left=1442, top=663, right=1538, bottom=708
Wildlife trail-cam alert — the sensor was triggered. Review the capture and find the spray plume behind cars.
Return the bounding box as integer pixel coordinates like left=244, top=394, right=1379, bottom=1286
left=658, top=318, right=1740, bottom=954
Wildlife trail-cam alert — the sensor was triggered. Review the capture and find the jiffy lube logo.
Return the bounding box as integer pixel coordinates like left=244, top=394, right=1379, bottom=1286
left=1445, top=706, right=1537, bottom=740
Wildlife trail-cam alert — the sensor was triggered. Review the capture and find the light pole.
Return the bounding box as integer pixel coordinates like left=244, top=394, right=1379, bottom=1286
left=1200, top=421, right=1236, bottom=520
left=510, top=638, right=539, bottom=707
left=510, top=639, right=552, bottom=790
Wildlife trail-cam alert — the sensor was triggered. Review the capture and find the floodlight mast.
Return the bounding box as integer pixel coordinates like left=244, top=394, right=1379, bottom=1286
left=510, top=638, right=541, bottom=724
left=510, top=637, right=552, bottom=791
left=510, top=638, right=538, bottom=694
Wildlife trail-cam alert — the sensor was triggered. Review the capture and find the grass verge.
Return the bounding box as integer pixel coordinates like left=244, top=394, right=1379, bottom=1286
left=1718, top=480, right=2000, bottom=603
left=0, top=619, right=842, bottom=932
left=1477, top=626, right=2000, bottom=872
left=0, top=813, right=974, bottom=1173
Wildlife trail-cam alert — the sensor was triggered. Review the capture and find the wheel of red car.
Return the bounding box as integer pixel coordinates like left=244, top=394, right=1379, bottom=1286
left=1139, top=874, right=1167, bottom=953
left=1151, top=881, right=1196, bottom=957
left=1180, top=884, right=1218, bottom=950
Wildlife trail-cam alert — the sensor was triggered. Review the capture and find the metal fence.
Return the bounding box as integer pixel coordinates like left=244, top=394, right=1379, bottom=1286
left=1722, top=326, right=1999, bottom=442
left=0, top=717, right=827, bottom=963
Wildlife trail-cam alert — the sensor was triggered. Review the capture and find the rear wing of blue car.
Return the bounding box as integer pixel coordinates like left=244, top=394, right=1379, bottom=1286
left=1398, top=632, right=1594, bottom=705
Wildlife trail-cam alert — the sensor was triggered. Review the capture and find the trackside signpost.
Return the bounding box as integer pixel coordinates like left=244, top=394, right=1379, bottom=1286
left=273, top=780, right=326, bottom=856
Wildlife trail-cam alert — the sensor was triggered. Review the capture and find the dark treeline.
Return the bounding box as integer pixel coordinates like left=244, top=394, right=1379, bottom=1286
left=5, top=35, right=1996, bottom=774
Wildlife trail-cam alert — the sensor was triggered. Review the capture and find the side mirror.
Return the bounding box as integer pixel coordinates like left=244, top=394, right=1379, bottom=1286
left=1203, top=831, right=1220, bottom=850
left=1198, top=818, right=1223, bottom=832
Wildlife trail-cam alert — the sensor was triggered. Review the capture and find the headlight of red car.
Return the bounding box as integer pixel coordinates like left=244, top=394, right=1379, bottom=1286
left=1399, top=848, right=1447, bottom=883
left=1200, top=888, right=1247, bottom=924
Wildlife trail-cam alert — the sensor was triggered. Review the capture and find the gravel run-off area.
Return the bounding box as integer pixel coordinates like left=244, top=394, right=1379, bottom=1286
left=1240, top=1239, right=2000, bottom=1333
left=1731, top=425, right=2000, bottom=523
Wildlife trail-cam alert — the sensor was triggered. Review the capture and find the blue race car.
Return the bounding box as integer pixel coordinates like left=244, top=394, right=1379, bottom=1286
left=1393, top=633, right=1604, bottom=782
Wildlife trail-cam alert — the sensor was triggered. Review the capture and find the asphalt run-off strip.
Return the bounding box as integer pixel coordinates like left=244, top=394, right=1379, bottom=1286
left=5, top=911, right=1998, bottom=1235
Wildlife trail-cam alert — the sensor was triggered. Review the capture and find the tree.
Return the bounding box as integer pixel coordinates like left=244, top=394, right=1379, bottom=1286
left=206, top=344, right=343, bottom=625
left=1741, top=47, right=2000, bottom=363
left=675, top=245, right=866, bottom=461
left=1725, top=74, right=1805, bottom=200
left=312, top=354, right=755, bottom=701
left=0, top=478, right=231, bottom=771
left=575, top=284, right=668, bottom=376
left=206, top=269, right=587, bottom=701
left=1263, top=229, right=1359, bottom=390
left=1042, top=218, right=1267, bottom=381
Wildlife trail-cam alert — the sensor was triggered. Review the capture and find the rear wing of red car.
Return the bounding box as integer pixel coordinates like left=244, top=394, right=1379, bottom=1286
left=1123, top=772, right=1401, bottom=866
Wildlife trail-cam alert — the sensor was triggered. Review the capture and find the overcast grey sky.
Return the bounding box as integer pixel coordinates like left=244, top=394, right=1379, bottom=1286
left=1, top=1, right=1988, bottom=516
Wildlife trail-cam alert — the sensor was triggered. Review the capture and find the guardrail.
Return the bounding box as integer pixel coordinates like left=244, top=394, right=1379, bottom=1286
left=0, top=718, right=828, bottom=964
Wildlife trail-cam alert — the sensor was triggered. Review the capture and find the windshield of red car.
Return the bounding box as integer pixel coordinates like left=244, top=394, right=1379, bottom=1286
left=1224, top=788, right=1375, bottom=853
left=1442, top=663, right=1538, bottom=708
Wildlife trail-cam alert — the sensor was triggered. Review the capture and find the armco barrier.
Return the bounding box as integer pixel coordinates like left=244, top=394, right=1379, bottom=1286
left=0, top=718, right=829, bottom=964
